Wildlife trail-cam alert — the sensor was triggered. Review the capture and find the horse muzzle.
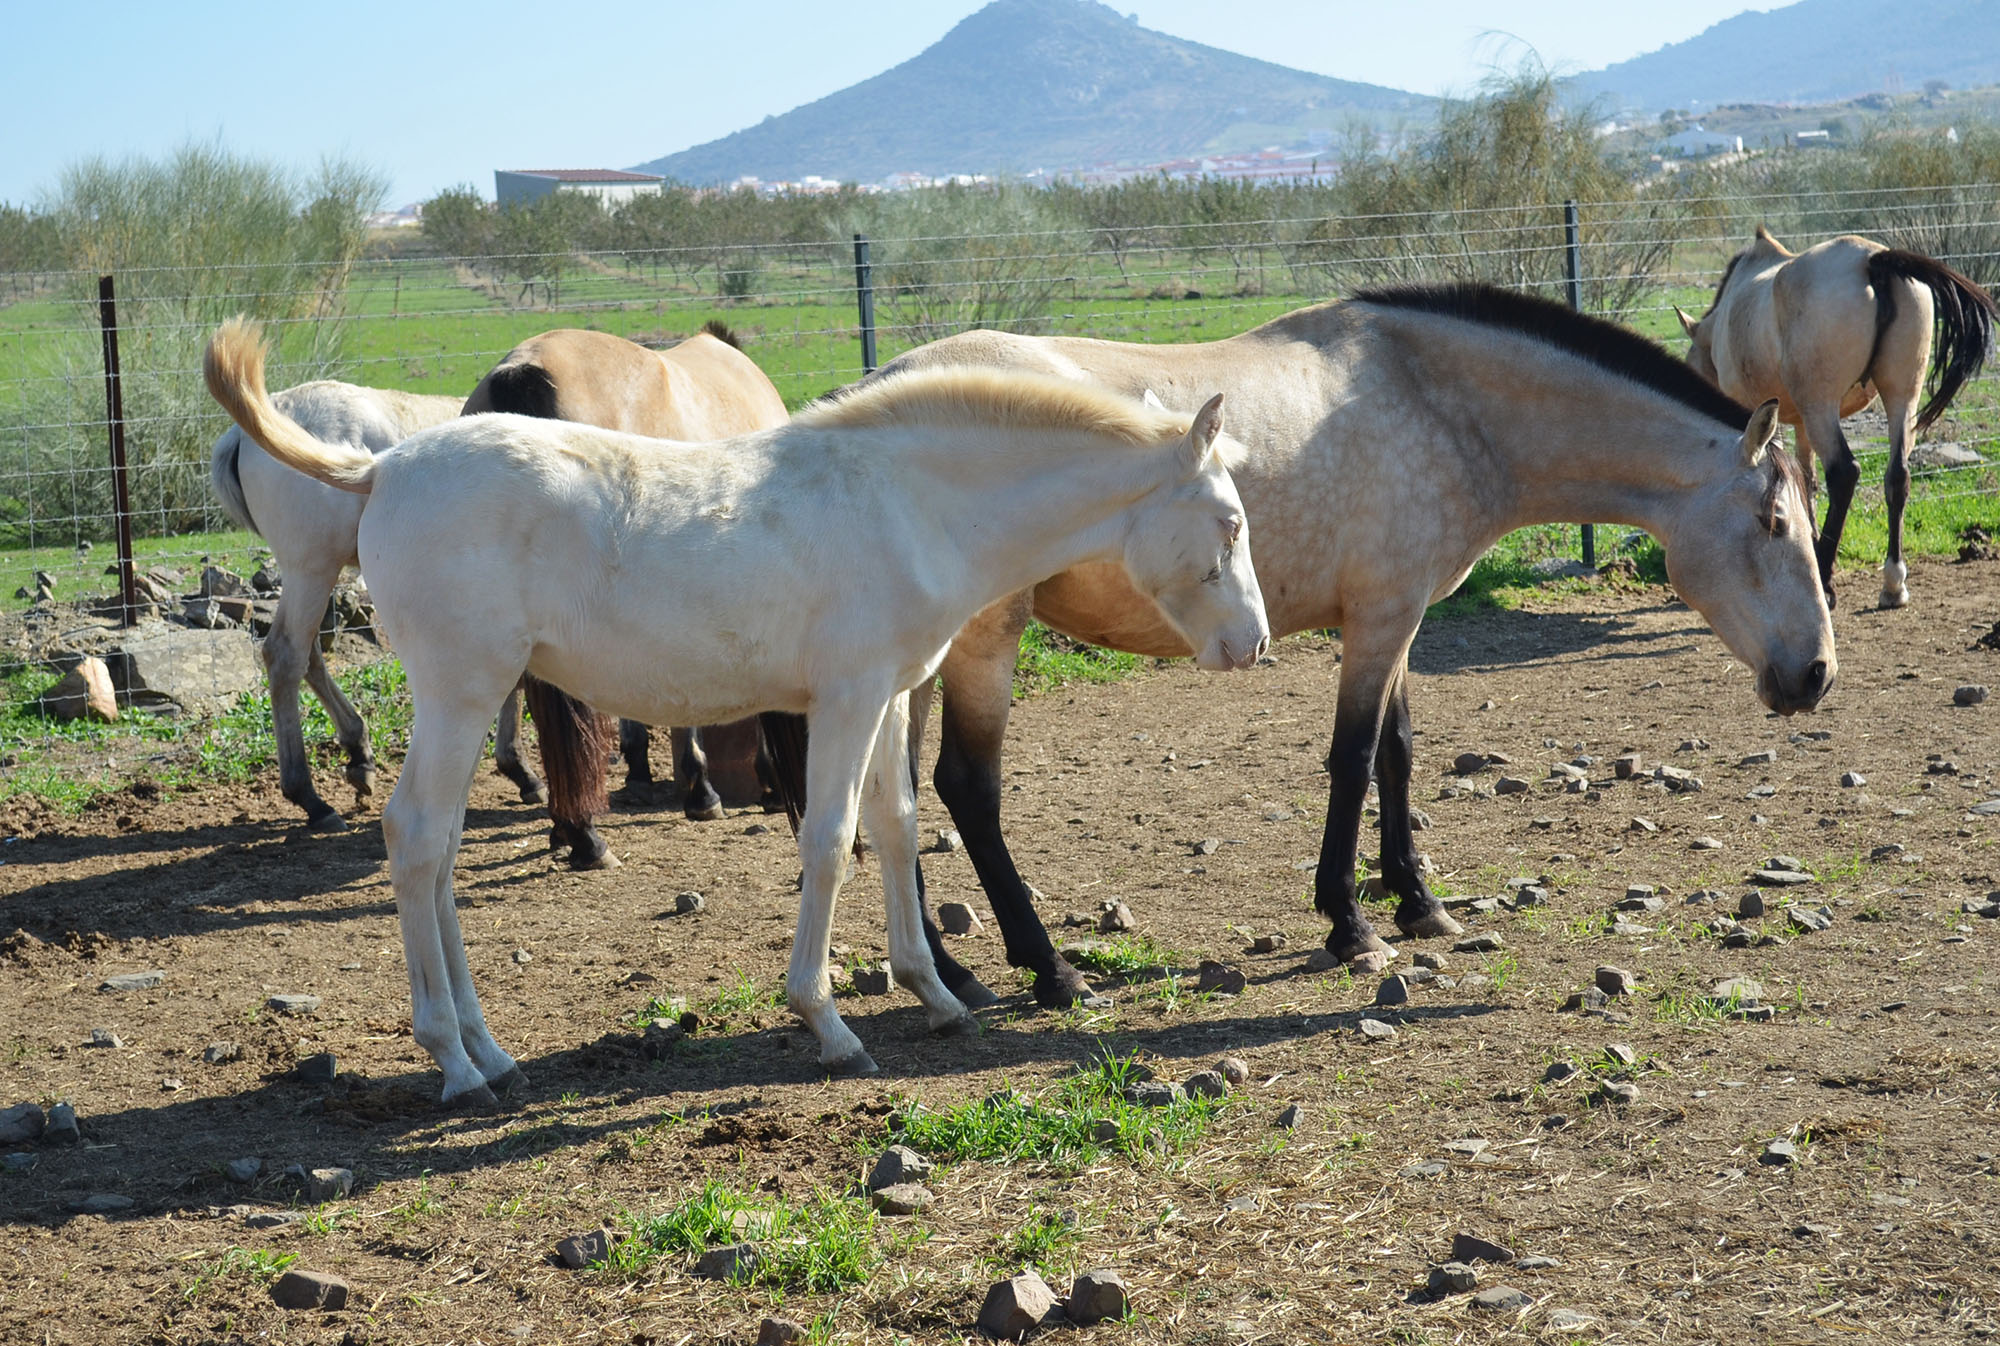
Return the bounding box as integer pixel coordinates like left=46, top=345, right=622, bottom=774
left=1758, top=656, right=1835, bottom=715
left=1202, top=631, right=1270, bottom=672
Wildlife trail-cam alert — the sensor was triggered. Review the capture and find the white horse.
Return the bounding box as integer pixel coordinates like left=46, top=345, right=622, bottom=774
left=210, top=381, right=481, bottom=828
left=205, top=318, right=1269, bottom=1104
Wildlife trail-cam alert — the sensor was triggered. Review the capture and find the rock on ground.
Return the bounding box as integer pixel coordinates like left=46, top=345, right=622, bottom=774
left=271, top=1270, right=349, bottom=1310
left=555, top=1229, right=610, bottom=1269
left=978, top=1269, right=1060, bottom=1339
left=867, top=1144, right=933, bottom=1191
left=1067, top=1268, right=1131, bottom=1324
left=870, top=1182, right=934, bottom=1216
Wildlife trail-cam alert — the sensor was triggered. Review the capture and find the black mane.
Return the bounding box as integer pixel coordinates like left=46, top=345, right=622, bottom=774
left=1352, top=281, right=1753, bottom=432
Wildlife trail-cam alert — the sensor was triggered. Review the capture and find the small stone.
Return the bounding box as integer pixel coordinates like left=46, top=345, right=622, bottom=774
left=85, top=1028, right=122, bottom=1049
left=1617, top=893, right=1664, bottom=912
left=224, top=1156, right=264, bottom=1184
left=1126, top=1081, right=1182, bottom=1107
left=1546, top=1308, right=1596, bottom=1330
left=1612, top=753, right=1641, bottom=779
left=673, top=891, right=705, bottom=916
left=266, top=993, right=319, bottom=1015
left=1596, top=1081, right=1639, bottom=1106
left=1357, top=1018, right=1398, bottom=1041
left=1375, top=974, right=1410, bottom=1006
left=1452, top=934, right=1504, bottom=953
left=1274, top=1103, right=1301, bottom=1130
left=1444, top=1138, right=1491, bottom=1158
left=1413, top=951, right=1447, bottom=971
left=0, top=1104, right=45, bottom=1145
left=851, top=964, right=891, bottom=996
left=1494, top=776, right=1530, bottom=795
left=1067, top=1268, right=1131, bottom=1325
left=203, top=1041, right=242, bottom=1065
left=1740, top=749, right=1779, bottom=766
left=66, top=1192, right=134, bottom=1214
left=1194, top=960, right=1246, bottom=995
left=1604, top=1043, right=1637, bottom=1067
left=296, top=1053, right=337, bottom=1084
left=1594, top=965, right=1635, bottom=997
left=1192, top=837, right=1220, bottom=856
left=940, top=902, right=983, bottom=936
left=1096, top=901, right=1135, bottom=933
left=300, top=1166, right=353, bottom=1201
left=935, top=828, right=963, bottom=852
left=269, top=1269, right=351, bottom=1311
left=757, top=1319, right=809, bottom=1346
left=1, top=1152, right=34, bottom=1172
left=1428, top=1261, right=1479, bottom=1295
left=1761, top=1139, right=1801, bottom=1166
left=44, top=1103, right=79, bottom=1145
left=1789, top=906, right=1832, bottom=933
left=1629, top=816, right=1658, bottom=833
left=978, top=1269, right=1060, bottom=1339
left=870, top=1182, right=934, bottom=1216
left=1841, top=771, right=1867, bottom=787
left=1751, top=869, right=1814, bottom=887
left=1453, top=751, right=1488, bottom=775
left=1183, top=1069, right=1229, bottom=1100
left=1541, top=1060, right=1580, bottom=1084
left=1691, top=836, right=1724, bottom=850
left=696, top=1242, right=763, bottom=1280
left=1250, top=932, right=1286, bottom=954
left=1219, top=1056, right=1250, bottom=1085
left=1611, top=920, right=1653, bottom=936
left=1400, top=1160, right=1447, bottom=1179
left=99, top=971, right=164, bottom=993
left=1954, top=684, right=1989, bottom=707
left=1549, top=761, right=1588, bottom=781
left=1712, top=976, right=1763, bottom=1004
left=867, top=1144, right=934, bottom=1191
left=1729, top=1005, right=1777, bottom=1022
left=1091, top=1118, right=1121, bottom=1143
left=1453, top=1231, right=1516, bottom=1264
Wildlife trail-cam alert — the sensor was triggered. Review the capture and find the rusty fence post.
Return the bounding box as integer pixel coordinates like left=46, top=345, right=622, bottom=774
left=97, top=275, right=139, bottom=628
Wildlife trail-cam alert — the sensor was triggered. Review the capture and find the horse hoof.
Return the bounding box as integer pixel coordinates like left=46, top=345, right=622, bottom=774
left=1032, top=958, right=1100, bottom=1009
left=1395, top=905, right=1463, bottom=940
left=951, top=979, right=1001, bottom=1011
left=488, top=1065, right=529, bottom=1096
left=934, top=1012, right=982, bottom=1038
left=1880, top=586, right=1909, bottom=609
left=1349, top=948, right=1397, bottom=976
left=824, top=1049, right=879, bottom=1078
left=305, top=809, right=349, bottom=834
left=443, top=1082, right=501, bottom=1112
left=344, top=763, right=375, bottom=795
left=570, top=848, right=622, bottom=872
left=519, top=783, right=548, bottom=806
left=683, top=801, right=726, bottom=823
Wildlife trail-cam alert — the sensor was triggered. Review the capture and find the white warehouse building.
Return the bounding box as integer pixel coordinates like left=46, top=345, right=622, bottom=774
left=494, top=168, right=666, bottom=206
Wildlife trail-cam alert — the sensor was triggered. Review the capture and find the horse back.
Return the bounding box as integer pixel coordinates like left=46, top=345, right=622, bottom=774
left=464, top=327, right=785, bottom=440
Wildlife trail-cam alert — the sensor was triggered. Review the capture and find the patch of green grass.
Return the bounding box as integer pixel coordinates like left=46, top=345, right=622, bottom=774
left=1014, top=620, right=1143, bottom=696
left=892, top=1046, right=1230, bottom=1172
left=608, top=1179, right=904, bottom=1292
left=1131, top=968, right=1217, bottom=1015
left=179, top=1246, right=299, bottom=1302
left=1061, top=933, right=1185, bottom=979
left=987, top=1204, right=1088, bottom=1277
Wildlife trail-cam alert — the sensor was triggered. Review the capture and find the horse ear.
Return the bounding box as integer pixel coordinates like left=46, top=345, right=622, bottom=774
left=1675, top=306, right=1701, bottom=342
left=1742, top=399, right=1782, bottom=465
left=1141, top=388, right=1166, bottom=411
left=1182, top=393, right=1225, bottom=473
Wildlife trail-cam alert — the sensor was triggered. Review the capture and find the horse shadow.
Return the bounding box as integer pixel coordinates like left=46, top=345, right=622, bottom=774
left=1409, top=602, right=1705, bottom=676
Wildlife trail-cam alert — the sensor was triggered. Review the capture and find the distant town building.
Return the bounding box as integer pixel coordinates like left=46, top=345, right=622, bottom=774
left=1661, top=126, right=1744, bottom=157
left=494, top=169, right=665, bottom=207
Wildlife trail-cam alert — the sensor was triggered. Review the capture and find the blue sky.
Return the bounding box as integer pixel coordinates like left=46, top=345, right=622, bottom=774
left=4, top=1, right=1775, bottom=207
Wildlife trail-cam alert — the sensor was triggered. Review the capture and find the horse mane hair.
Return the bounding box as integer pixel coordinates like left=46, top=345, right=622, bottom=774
left=795, top=367, right=1242, bottom=465
left=1353, top=281, right=1753, bottom=432
left=698, top=319, right=744, bottom=351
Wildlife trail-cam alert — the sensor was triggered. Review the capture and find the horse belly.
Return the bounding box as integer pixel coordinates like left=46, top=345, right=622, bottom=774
left=529, top=629, right=804, bottom=726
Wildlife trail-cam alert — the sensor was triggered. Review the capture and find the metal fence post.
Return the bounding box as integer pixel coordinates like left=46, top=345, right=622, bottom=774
left=97, top=275, right=139, bottom=628
left=1562, top=201, right=1596, bottom=570
left=853, top=234, right=878, bottom=375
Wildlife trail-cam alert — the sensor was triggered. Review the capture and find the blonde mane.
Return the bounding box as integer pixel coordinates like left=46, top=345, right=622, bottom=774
left=801, top=367, right=1202, bottom=451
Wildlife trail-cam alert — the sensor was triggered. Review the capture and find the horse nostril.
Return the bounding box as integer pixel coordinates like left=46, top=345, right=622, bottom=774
left=1803, top=660, right=1827, bottom=697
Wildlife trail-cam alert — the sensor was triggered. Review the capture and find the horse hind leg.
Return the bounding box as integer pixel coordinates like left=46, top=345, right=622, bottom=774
left=672, top=726, right=725, bottom=820
left=617, top=719, right=655, bottom=794
left=491, top=681, right=547, bottom=805
left=1877, top=391, right=1920, bottom=609
left=264, top=561, right=346, bottom=830
left=522, top=676, right=619, bottom=870
left=1374, top=669, right=1461, bottom=941
left=903, top=678, right=998, bottom=1010
left=301, top=641, right=374, bottom=802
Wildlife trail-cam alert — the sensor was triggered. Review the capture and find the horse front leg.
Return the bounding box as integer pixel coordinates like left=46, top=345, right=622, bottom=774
left=866, top=690, right=980, bottom=1038
left=671, top=726, right=725, bottom=820
left=904, top=679, right=998, bottom=1010
left=787, top=693, right=894, bottom=1076
left=618, top=719, right=655, bottom=794
left=1801, top=409, right=1859, bottom=609
left=933, top=595, right=1101, bottom=1009
left=491, top=680, right=547, bottom=805
left=1314, top=615, right=1419, bottom=972
left=1375, top=668, right=1462, bottom=941
left=263, top=560, right=346, bottom=829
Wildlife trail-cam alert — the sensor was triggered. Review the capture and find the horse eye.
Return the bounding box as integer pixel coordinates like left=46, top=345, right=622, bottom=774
left=1202, top=563, right=1223, bottom=584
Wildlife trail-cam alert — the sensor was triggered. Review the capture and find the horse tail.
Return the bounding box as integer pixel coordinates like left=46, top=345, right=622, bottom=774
left=1868, top=249, right=2000, bottom=433
left=698, top=319, right=744, bottom=351
left=203, top=319, right=376, bottom=494
left=521, top=675, right=612, bottom=829
left=756, top=711, right=808, bottom=835
left=475, top=358, right=561, bottom=420
left=207, top=428, right=259, bottom=536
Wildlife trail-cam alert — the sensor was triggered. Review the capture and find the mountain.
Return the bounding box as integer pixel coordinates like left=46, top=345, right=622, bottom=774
left=633, top=0, right=1433, bottom=185
left=1570, top=0, right=2000, bottom=113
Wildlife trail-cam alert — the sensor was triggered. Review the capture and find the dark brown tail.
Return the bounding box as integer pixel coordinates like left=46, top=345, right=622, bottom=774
left=1869, top=249, right=1999, bottom=433
left=699, top=319, right=744, bottom=351
left=756, top=711, right=808, bottom=835
left=476, top=359, right=561, bottom=420
left=521, top=675, right=611, bottom=831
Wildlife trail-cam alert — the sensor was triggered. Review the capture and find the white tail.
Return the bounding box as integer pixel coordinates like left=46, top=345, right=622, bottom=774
left=203, top=318, right=377, bottom=495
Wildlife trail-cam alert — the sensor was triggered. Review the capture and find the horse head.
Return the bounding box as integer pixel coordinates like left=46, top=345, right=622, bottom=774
left=1122, top=393, right=1270, bottom=672
left=1675, top=306, right=1720, bottom=385
left=1659, top=399, right=1835, bottom=716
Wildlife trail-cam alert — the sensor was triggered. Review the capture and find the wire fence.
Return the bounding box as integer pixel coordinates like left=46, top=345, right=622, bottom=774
left=4, top=184, right=1999, bottom=773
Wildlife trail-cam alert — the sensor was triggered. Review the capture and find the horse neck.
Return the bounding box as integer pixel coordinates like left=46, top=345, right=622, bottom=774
left=901, top=425, right=1176, bottom=597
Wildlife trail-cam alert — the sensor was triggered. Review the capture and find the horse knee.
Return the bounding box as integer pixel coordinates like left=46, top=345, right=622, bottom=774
left=1825, top=452, right=1861, bottom=497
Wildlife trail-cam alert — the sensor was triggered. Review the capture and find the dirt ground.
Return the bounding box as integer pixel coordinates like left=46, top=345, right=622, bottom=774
left=3, top=558, right=1998, bottom=1345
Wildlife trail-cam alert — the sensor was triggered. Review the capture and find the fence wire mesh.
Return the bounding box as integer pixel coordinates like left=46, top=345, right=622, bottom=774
left=4, top=185, right=1999, bottom=788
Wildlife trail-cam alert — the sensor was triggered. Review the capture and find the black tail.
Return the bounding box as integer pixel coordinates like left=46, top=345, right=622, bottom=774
left=757, top=711, right=808, bottom=835
left=481, top=360, right=562, bottom=420
left=522, top=675, right=612, bottom=830
left=1869, top=249, right=1999, bottom=433
left=699, top=319, right=744, bottom=351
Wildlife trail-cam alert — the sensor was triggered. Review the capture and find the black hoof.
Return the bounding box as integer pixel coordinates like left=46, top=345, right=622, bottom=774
left=951, top=979, right=1001, bottom=1011
left=305, top=807, right=349, bottom=834
left=1394, top=903, right=1463, bottom=940
left=344, top=761, right=375, bottom=797
left=444, top=1082, right=501, bottom=1112
left=1032, top=957, right=1102, bottom=1009
left=825, top=1049, right=879, bottom=1078
left=934, top=1012, right=982, bottom=1038
left=569, top=846, right=622, bottom=872
left=683, top=800, right=726, bottom=822
left=519, top=782, right=548, bottom=806
left=489, top=1065, right=529, bottom=1096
